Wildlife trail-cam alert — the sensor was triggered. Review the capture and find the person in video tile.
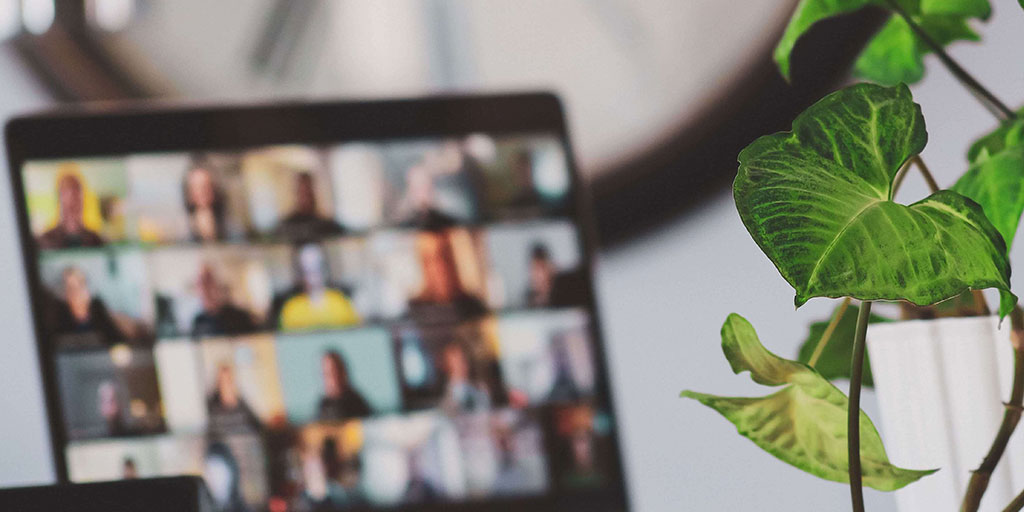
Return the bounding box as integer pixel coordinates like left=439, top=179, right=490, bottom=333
left=97, top=379, right=129, bottom=437
left=398, top=165, right=458, bottom=230
left=316, top=435, right=365, bottom=506
left=122, top=457, right=139, bottom=479
left=192, top=264, right=259, bottom=338
left=316, top=350, right=372, bottom=421
left=275, top=171, right=345, bottom=241
left=207, top=362, right=262, bottom=436
left=38, top=168, right=104, bottom=249
left=408, top=232, right=487, bottom=321
left=525, top=242, right=586, bottom=308
left=183, top=159, right=228, bottom=243
left=204, top=441, right=250, bottom=512
left=53, top=266, right=127, bottom=345
left=403, top=448, right=441, bottom=503
left=440, top=343, right=491, bottom=413
left=506, top=150, right=542, bottom=209
left=278, top=244, right=361, bottom=331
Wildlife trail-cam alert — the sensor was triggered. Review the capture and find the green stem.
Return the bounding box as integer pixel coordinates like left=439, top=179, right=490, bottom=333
left=809, top=297, right=852, bottom=367
left=849, top=301, right=872, bottom=512
left=912, top=156, right=941, bottom=193
left=884, top=0, right=1016, bottom=121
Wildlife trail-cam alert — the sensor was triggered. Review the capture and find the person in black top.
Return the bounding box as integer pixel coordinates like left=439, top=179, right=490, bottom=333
left=316, top=350, right=372, bottom=421
left=524, top=242, right=587, bottom=308
left=397, top=165, right=457, bottom=230
left=53, top=266, right=127, bottom=346
left=274, top=171, right=345, bottom=241
left=38, top=168, right=105, bottom=249
left=207, top=363, right=262, bottom=436
left=191, top=264, right=258, bottom=339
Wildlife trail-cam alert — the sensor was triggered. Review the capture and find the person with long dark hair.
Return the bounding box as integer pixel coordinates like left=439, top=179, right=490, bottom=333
left=316, top=350, right=371, bottom=421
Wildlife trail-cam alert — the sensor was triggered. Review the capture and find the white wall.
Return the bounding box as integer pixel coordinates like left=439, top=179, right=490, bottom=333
left=0, top=46, right=54, bottom=486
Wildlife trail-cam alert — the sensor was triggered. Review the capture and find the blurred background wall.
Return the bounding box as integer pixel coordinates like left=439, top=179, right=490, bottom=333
left=0, top=1, right=1021, bottom=510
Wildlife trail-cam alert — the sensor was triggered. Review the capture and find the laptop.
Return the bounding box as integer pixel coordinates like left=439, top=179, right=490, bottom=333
left=4, top=94, right=628, bottom=511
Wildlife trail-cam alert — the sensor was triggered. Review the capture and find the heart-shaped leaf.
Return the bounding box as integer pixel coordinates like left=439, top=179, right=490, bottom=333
left=775, top=0, right=989, bottom=82
left=796, top=303, right=890, bottom=386
left=735, top=83, right=1016, bottom=316
left=853, top=15, right=978, bottom=86
left=682, top=314, right=936, bottom=490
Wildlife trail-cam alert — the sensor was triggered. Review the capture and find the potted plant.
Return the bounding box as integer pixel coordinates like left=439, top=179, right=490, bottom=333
left=681, top=1, right=1024, bottom=511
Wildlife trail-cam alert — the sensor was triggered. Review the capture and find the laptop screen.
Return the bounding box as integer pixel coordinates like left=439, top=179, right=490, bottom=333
left=15, top=124, right=621, bottom=511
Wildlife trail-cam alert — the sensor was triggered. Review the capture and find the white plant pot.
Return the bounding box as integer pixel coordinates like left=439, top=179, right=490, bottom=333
left=867, top=316, right=1024, bottom=512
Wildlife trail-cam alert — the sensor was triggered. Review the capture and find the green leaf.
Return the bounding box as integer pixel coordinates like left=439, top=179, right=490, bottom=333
left=774, top=0, right=879, bottom=80
left=920, top=0, right=990, bottom=19
left=953, top=148, right=1024, bottom=250
left=967, top=115, right=1024, bottom=162
left=735, top=83, right=1016, bottom=316
left=775, top=0, right=989, bottom=81
left=853, top=15, right=979, bottom=86
left=682, top=314, right=936, bottom=490
left=956, top=113, right=1024, bottom=251
left=797, top=303, right=890, bottom=386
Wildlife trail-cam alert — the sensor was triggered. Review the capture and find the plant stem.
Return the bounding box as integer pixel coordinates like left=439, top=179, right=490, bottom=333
left=884, top=0, right=1016, bottom=122
left=970, top=307, right=1024, bottom=512
left=809, top=297, right=852, bottom=367
left=891, top=160, right=913, bottom=199
left=912, top=155, right=941, bottom=193
left=1005, top=492, right=1024, bottom=512
left=849, top=301, right=872, bottom=512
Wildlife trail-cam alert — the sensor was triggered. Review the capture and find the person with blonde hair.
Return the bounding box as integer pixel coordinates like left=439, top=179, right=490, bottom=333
left=38, top=167, right=104, bottom=249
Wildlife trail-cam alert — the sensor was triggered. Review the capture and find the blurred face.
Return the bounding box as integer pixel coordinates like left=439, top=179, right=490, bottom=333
left=186, top=168, right=217, bottom=209
left=407, top=165, right=434, bottom=210
left=299, top=245, right=328, bottom=292
left=98, top=381, right=119, bottom=420
left=295, top=174, right=317, bottom=214
left=63, top=269, right=92, bottom=320
left=529, top=257, right=554, bottom=297
left=197, top=265, right=223, bottom=311
left=57, top=175, right=84, bottom=226
left=123, top=459, right=138, bottom=479
left=418, top=234, right=458, bottom=301
left=216, top=365, right=238, bottom=407
left=442, top=345, right=469, bottom=381
left=570, top=432, right=595, bottom=470
left=322, top=354, right=346, bottom=398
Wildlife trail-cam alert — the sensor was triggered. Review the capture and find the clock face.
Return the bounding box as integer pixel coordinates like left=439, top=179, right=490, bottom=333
left=115, top=0, right=796, bottom=178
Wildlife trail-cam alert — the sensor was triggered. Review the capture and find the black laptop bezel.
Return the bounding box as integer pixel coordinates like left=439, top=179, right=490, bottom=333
left=5, top=93, right=629, bottom=512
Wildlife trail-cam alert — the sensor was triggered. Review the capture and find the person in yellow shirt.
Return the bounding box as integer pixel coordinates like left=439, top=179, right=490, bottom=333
left=279, top=243, right=361, bottom=331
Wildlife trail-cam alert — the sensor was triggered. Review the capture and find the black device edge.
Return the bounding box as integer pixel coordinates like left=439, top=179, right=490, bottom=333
left=4, top=91, right=631, bottom=512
